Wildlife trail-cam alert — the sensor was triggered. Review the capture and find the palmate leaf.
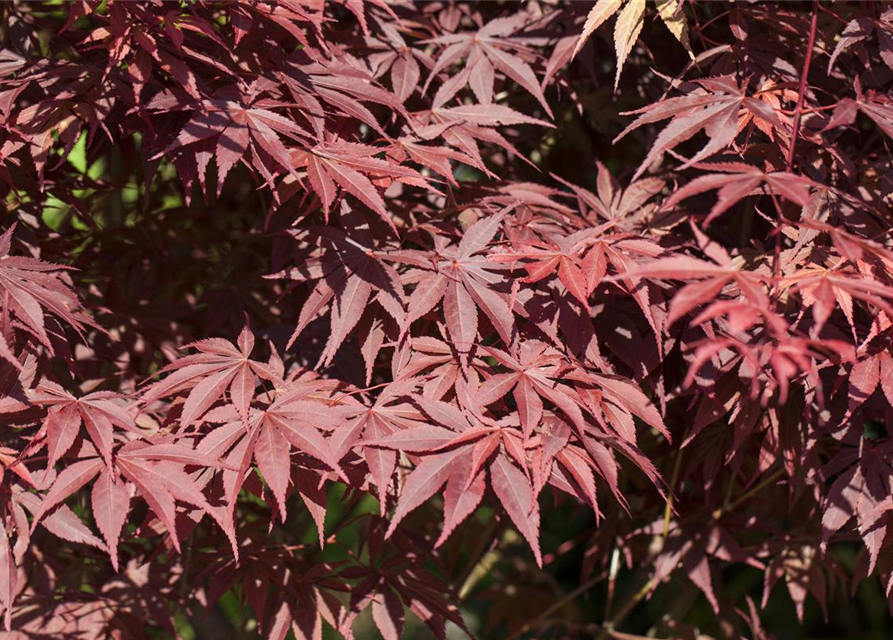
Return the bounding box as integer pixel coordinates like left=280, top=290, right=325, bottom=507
left=28, top=437, right=230, bottom=570
left=822, top=92, right=893, bottom=145
left=141, top=325, right=279, bottom=425
left=116, top=439, right=237, bottom=556
left=0, top=224, right=96, bottom=363
left=293, top=139, right=435, bottom=230
left=387, top=211, right=514, bottom=367
left=280, top=52, right=410, bottom=137
left=151, top=91, right=309, bottom=198
left=491, top=230, right=591, bottom=307
left=646, top=520, right=763, bottom=614
left=621, top=232, right=773, bottom=326
left=19, top=492, right=104, bottom=554
left=572, top=0, right=692, bottom=89
left=843, top=350, right=893, bottom=418
left=366, top=393, right=546, bottom=562
left=615, top=76, right=786, bottom=179
left=267, top=220, right=405, bottom=366
left=423, top=14, right=553, bottom=116
left=366, top=372, right=663, bottom=564
left=476, top=340, right=586, bottom=440
left=195, top=381, right=350, bottom=543
left=826, top=13, right=893, bottom=73
left=821, top=443, right=893, bottom=575
left=762, top=543, right=836, bottom=623
left=367, top=19, right=429, bottom=103
left=413, top=102, right=553, bottom=176
left=329, top=379, right=427, bottom=512
left=7, top=1, right=893, bottom=638
left=665, top=162, right=815, bottom=225
left=783, top=263, right=893, bottom=339
left=30, top=381, right=141, bottom=468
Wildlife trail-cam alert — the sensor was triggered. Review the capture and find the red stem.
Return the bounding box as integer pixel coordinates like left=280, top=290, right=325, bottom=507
left=785, top=3, right=819, bottom=172
left=817, top=1, right=849, bottom=25
left=768, top=191, right=789, bottom=286
left=687, top=0, right=710, bottom=53
left=698, top=10, right=730, bottom=32
left=779, top=104, right=837, bottom=116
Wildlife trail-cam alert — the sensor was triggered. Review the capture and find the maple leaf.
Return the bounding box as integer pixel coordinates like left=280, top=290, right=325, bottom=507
left=280, top=51, right=409, bottom=137
left=615, top=75, right=785, bottom=180
left=29, top=380, right=141, bottom=468
left=117, top=442, right=227, bottom=556
left=646, top=520, right=763, bottom=613
left=368, top=393, right=544, bottom=563
left=393, top=336, right=492, bottom=401
left=475, top=340, right=587, bottom=440
left=413, top=103, right=553, bottom=175
left=29, top=458, right=105, bottom=535
left=572, top=0, right=692, bottom=89
left=367, top=19, right=431, bottom=103
left=386, top=211, right=514, bottom=366
left=196, top=384, right=349, bottom=538
left=740, top=79, right=797, bottom=141
left=827, top=13, right=893, bottom=73
left=239, top=2, right=322, bottom=48
left=572, top=371, right=670, bottom=445
left=501, top=196, right=666, bottom=359
left=15, top=101, right=85, bottom=191
left=388, top=135, right=478, bottom=187
left=30, top=439, right=231, bottom=563
left=267, top=220, right=405, bottom=367
left=199, top=541, right=348, bottom=640
left=823, top=92, right=893, bottom=145
left=684, top=326, right=851, bottom=406
left=664, top=162, right=815, bottom=225
left=621, top=236, right=772, bottom=327
left=782, top=263, right=893, bottom=339
left=5, top=58, right=122, bottom=190
left=843, top=350, right=893, bottom=417
left=490, top=228, right=592, bottom=307
left=329, top=380, right=428, bottom=512
left=0, top=224, right=95, bottom=363
left=149, top=86, right=312, bottom=198
left=291, top=138, right=433, bottom=230
left=141, top=325, right=279, bottom=426
left=338, top=0, right=371, bottom=37
left=762, top=544, right=835, bottom=623
left=820, top=442, right=893, bottom=575
left=32, top=500, right=106, bottom=552
left=554, top=161, right=666, bottom=228
left=368, top=388, right=640, bottom=564
left=340, top=521, right=471, bottom=640
left=422, top=14, right=553, bottom=117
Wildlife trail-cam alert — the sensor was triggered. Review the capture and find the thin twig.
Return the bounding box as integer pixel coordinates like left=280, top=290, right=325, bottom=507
left=594, top=578, right=654, bottom=640
left=768, top=190, right=791, bottom=288
left=504, top=572, right=607, bottom=640
left=713, top=467, right=786, bottom=520
left=785, top=2, right=819, bottom=172
left=456, top=517, right=503, bottom=599
left=687, top=0, right=710, bottom=54
left=662, top=451, right=684, bottom=539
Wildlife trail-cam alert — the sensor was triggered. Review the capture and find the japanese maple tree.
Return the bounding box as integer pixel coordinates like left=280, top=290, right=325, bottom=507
left=1, top=1, right=893, bottom=639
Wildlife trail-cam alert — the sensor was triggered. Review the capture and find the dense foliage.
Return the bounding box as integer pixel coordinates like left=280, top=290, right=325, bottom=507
left=2, top=1, right=893, bottom=638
